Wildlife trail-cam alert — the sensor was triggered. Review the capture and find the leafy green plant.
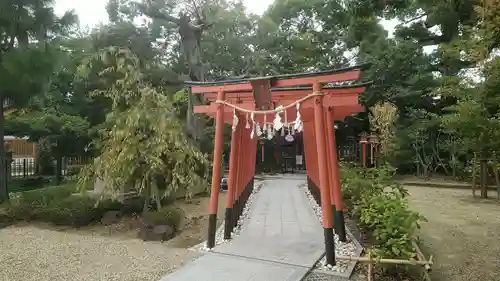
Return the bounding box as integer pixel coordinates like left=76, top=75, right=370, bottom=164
left=77, top=48, right=209, bottom=212
left=341, top=164, right=426, bottom=259
left=7, top=184, right=76, bottom=221
left=359, top=190, right=424, bottom=258
left=6, top=184, right=113, bottom=226
left=41, top=196, right=100, bottom=226
left=97, top=197, right=145, bottom=215
left=142, top=206, right=183, bottom=230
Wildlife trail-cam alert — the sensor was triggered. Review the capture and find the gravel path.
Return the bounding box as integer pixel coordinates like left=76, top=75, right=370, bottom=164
left=0, top=225, right=198, bottom=281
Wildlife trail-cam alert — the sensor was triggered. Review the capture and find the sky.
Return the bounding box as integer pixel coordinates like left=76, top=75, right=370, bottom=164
left=55, top=0, right=275, bottom=27
left=54, top=0, right=399, bottom=36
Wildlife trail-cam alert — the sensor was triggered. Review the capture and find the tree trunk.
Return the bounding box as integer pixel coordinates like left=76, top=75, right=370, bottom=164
left=492, top=162, right=500, bottom=201
left=423, top=164, right=429, bottom=180
left=55, top=155, right=63, bottom=186
left=480, top=158, right=488, bottom=198
left=451, top=139, right=457, bottom=179
left=0, top=98, right=8, bottom=202
left=142, top=194, right=149, bottom=215
left=179, top=19, right=205, bottom=142
left=472, top=157, right=477, bottom=198
left=451, top=155, right=456, bottom=179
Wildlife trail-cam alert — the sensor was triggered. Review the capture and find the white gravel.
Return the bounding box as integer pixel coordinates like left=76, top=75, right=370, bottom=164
left=193, top=181, right=263, bottom=252
left=0, top=226, right=198, bottom=281
left=300, top=184, right=358, bottom=272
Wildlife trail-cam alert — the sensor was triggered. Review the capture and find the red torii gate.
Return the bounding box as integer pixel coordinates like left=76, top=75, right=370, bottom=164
left=185, top=64, right=370, bottom=266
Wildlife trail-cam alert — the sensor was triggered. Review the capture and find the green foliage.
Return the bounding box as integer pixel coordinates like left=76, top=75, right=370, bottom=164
left=6, top=183, right=147, bottom=226
left=341, top=165, right=424, bottom=259
left=6, top=184, right=77, bottom=221
left=98, top=197, right=145, bottom=215
left=8, top=177, right=51, bottom=193
left=359, top=190, right=422, bottom=258
left=77, top=47, right=208, bottom=205
left=6, top=111, right=90, bottom=155
left=142, top=206, right=184, bottom=230
left=38, top=196, right=100, bottom=226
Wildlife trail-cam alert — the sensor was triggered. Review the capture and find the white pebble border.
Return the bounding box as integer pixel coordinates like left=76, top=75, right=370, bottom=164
left=300, top=184, right=357, bottom=273
left=191, top=181, right=264, bottom=252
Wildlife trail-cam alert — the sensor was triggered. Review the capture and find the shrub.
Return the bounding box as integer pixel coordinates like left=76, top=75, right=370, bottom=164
left=97, top=197, right=144, bottom=215
left=358, top=190, right=423, bottom=258
left=7, top=184, right=76, bottom=220
left=142, top=206, right=183, bottom=230
left=121, top=197, right=146, bottom=214
left=341, top=164, right=425, bottom=259
left=42, top=196, right=100, bottom=226
left=6, top=184, right=103, bottom=226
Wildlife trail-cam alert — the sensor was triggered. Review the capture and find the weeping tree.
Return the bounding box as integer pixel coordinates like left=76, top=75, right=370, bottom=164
left=77, top=47, right=208, bottom=212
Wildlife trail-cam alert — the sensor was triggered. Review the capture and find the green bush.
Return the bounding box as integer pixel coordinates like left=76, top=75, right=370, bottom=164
left=341, top=164, right=425, bottom=259
left=8, top=177, right=50, bottom=193
left=6, top=184, right=104, bottom=226
left=97, top=197, right=145, bottom=215
left=41, top=196, right=100, bottom=226
left=142, top=206, right=183, bottom=230
left=7, top=184, right=76, bottom=220
left=358, top=190, right=423, bottom=258
left=6, top=184, right=186, bottom=228
left=122, top=197, right=146, bottom=214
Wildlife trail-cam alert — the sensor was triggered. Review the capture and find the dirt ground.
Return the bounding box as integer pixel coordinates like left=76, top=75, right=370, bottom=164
left=406, top=186, right=500, bottom=281
left=0, top=192, right=227, bottom=281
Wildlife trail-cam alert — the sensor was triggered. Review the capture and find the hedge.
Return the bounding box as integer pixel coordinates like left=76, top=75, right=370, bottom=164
left=341, top=164, right=426, bottom=259
left=5, top=184, right=181, bottom=228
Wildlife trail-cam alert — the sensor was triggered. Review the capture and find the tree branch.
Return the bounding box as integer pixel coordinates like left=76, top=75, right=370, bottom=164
left=136, top=2, right=180, bottom=24
left=404, top=13, right=428, bottom=24
left=191, top=22, right=214, bottom=31
left=146, top=10, right=180, bottom=24
left=418, top=35, right=448, bottom=46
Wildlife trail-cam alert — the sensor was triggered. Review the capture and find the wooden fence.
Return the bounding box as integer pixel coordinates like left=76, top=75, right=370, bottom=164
left=5, top=138, right=36, bottom=158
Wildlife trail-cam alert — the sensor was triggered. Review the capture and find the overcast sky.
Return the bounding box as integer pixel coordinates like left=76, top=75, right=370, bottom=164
left=54, top=0, right=274, bottom=27
left=54, top=0, right=399, bottom=34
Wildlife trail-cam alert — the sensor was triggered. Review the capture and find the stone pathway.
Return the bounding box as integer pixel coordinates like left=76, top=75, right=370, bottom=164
left=160, top=177, right=325, bottom=281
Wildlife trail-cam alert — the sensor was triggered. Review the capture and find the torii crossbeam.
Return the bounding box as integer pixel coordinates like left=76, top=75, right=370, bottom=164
left=185, top=64, right=370, bottom=266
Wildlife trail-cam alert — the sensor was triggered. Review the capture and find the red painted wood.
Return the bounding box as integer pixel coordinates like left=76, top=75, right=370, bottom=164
left=325, top=110, right=335, bottom=207
left=190, top=69, right=362, bottom=94
left=199, top=86, right=367, bottom=102
left=209, top=91, right=225, bottom=215
left=313, top=91, right=333, bottom=229
left=226, top=122, right=240, bottom=208
left=328, top=108, right=344, bottom=210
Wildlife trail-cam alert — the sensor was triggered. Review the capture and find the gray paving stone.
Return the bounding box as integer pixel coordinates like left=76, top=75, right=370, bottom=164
left=214, top=179, right=324, bottom=267
left=160, top=178, right=326, bottom=281
left=159, top=253, right=310, bottom=281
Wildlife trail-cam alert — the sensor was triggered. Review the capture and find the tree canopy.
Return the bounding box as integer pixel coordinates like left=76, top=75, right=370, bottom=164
left=1, top=0, right=499, bottom=200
